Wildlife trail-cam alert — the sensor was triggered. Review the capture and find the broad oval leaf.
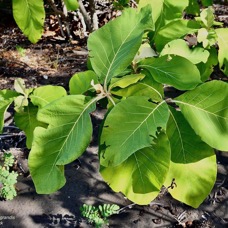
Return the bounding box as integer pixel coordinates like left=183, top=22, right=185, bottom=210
left=139, top=55, right=201, bottom=90
left=215, top=28, right=228, bottom=76
left=175, top=80, right=228, bottom=151
left=30, top=85, right=67, bottom=109
left=99, top=96, right=169, bottom=167
left=88, top=6, right=153, bottom=85
left=100, top=132, right=171, bottom=205
left=0, top=90, right=19, bottom=132
left=69, top=71, right=98, bottom=95
left=28, top=95, right=96, bottom=193
left=166, top=107, right=216, bottom=208
left=12, top=0, right=45, bottom=43
left=160, top=39, right=210, bottom=64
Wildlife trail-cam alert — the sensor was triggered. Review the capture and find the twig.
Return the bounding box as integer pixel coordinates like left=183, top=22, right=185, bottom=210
left=78, top=0, right=92, bottom=32
left=117, top=203, right=136, bottom=214
left=46, top=0, right=67, bottom=20
left=88, top=0, right=99, bottom=30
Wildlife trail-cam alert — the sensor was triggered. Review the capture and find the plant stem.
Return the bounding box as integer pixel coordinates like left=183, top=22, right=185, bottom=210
left=107, top=94, right=116, bottom=106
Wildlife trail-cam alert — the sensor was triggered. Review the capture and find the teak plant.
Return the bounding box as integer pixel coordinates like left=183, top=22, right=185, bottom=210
left=0, top=2, right=228, bottom=208
left=0, top=153, right=18, bottom=200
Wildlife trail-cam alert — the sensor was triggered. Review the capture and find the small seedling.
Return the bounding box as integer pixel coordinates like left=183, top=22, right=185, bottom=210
left=80, top=203, right=120, bottom=228
left=16, top=45, right=26, bottom=57
left=0, top=152, right=18, bottom=200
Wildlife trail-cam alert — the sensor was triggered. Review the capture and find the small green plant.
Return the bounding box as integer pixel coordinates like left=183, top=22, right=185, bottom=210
left=16, top=45, right=26, bottom=57
left=80, top=204, right=120, bottom=228
left=0, top=152, right=18, bottom=200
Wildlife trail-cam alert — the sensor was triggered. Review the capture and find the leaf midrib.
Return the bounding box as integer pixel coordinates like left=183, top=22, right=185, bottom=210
left=46, top=98, right=96, bottom=181
left=175, top=100, right=228, bottom=120
left=120, top=101, right=166, bottom=148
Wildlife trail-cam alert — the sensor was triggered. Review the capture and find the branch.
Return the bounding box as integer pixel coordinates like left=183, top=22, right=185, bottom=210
left=78, top=0, right=92, bottom=32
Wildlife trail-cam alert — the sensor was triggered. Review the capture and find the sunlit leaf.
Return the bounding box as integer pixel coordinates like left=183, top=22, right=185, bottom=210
left=63, top=0, right=79, bottom=11
left=139, top=55, right=201, bottom=90
left=12, top=0, right=45, bottom=43
left=29, top=95, right=96, bottom=193
left=216, top=28, right=228, bottom=76
left=100, top=132, right=170, bottom=205
left=30, top=85, right=67, bottom=109
left=111, top=74, right=163, bottom=102
left=100, top=96, right=169, bottom=167
left=88, top=6, right=153, bottom=85
left=160, top=39, right=209, bottom=64
left=69, top=71, right=99, bottom=95
left=14, top=103, right=46, bottom=148
left=176, top=80, right=228, bottom=151
left=166, top=108, right=216, bottom=208
left=154, top=19, right=200, bottom=51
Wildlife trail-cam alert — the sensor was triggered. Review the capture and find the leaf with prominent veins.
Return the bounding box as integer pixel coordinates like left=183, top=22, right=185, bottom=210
left=175, top=80, right=228, bottom=151
left=100, top=132, right=171, bottom=205
left=139, top=55, right=201, bottom=90
left=28, top=95, right=96, bottom=193
left=99, top=96, right=169, bottom=167
left=88, top=6, right=153, bottom=88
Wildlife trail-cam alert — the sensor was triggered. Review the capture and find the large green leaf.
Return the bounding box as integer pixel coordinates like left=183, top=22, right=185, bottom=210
left=100, top=132, right=171, bottom=205
left=215, top=28, right=228, bottom=76
left=175, top=80, right=228, bottom=151
left=0, top=90, right=19, bottom=132
left=160, top=39, right=210, bottom=64
left=28, top=95, right=96, bottom=193
left=154, top=19, right=200, bottom=51
left=111, top=74, right=164, bottom=102
left=88, top=6, right=153, bottom=86
left=100, top=96, right=169, bottom=167
left=14, top=104, right=46, bottom=149
left=69, top=71, right=99, bottom=95
left=12, top=0, right=45, bottom=43
left=139, top=55, right=201, bottom=90
left=30, top=85, right=67, bottom=109
left=166, top=107, right=216, bottom=208
left=139, top=0, right=188, bottom=32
